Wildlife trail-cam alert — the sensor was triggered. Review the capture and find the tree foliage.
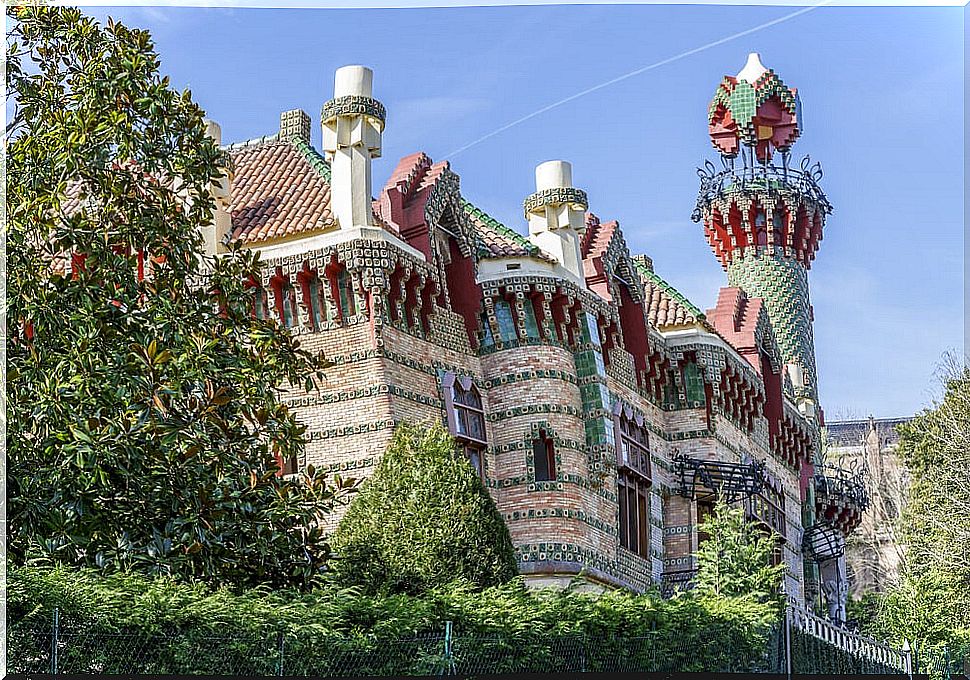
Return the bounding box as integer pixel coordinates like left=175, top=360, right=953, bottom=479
left=868, top=359, right=970, bottom=650
left=692, top=501, right=786, bottom=612
left=6, top=6, right=353, bottom=589
left=331, top=422, right=518, bottom=594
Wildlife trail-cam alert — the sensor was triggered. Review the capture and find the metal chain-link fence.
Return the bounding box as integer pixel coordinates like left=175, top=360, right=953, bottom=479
left=919, top=645, right=970, bottom=680
left=8, top=609, right=915, bottom=676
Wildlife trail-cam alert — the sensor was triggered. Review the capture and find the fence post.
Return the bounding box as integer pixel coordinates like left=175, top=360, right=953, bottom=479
left=276, top=631, right=284, bottom=677
left=51, top=607, right=59, bottom=675
left=579, top=632, right=586, bottom=673
left=902, top=639, right=913, bottom=680
left=443, top=620, right=455, bottom=676
left=783, top=608, right=792, bottom=680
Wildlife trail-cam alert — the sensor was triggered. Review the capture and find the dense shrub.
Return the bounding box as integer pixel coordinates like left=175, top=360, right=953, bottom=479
left=330, top=422, right=518, bottom=594
left=8, top=564, right=781, bottom=674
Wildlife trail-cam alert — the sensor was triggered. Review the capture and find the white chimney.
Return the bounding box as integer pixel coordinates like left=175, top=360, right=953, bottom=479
left=321, top=65, right=385, bottom=229
left=524, top=160, right=588, bottom=280
left=202, top=119, right=232, bottom=255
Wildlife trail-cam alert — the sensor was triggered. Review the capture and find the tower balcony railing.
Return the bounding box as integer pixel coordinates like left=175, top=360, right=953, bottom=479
left=814, top=463, right=871, bottom=514
left=692, top=155, right=832, bottom=222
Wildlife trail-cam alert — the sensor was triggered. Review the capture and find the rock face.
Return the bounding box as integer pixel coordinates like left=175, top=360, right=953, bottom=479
left=826, top=417, right=912, bottom=596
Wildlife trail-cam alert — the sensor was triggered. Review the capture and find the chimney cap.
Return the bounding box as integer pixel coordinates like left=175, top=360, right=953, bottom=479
left=535, top=160, right=573, bottom=191
left=280, top=108, right=312, bottom=145
left=334, top=64, right=374, bottom=98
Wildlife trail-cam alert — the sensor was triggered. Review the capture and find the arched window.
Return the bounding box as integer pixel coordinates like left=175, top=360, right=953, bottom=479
left=453, top=381, right=486, bottom=443
left=278, top=280, right=299, bottom=328
left=614, top=405, right=651, bottom=559
left=532, top=429, right=556, bottom=482
left=442, top=373, right=487, bottom=478
left=615, top=410, right=651, bottom=480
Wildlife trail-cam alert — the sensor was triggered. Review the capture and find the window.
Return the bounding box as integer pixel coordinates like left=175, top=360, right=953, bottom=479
left=453, top=380, right=486, bottom=444
left=746, top=474, right=786, bottom=538
left=662, top=369, right=680, bottom=409
left=683, top=362, right=706, bottom=407
left=618, top=472, right=650, bottom=558
left=696, top=500, right=715, bottom=546
left=463, top=444, right=484, bottom=479
left=305, top=276, right=328, bottom=330
left=278, top=452, right=299, bottom=476
left=278, top=280, right=299, bottom=328
left=532, top=429, right=556, bottom=482
left=443, top=373, right=487, bottom=478
left=494, top=300, right=517, bottom=343
left=337, top=269, right=356, bottom=318
left=615, top=409, right=651, bottom=481
left=479, top=311, right=495, bottom=347
left=253, top=286, right=270, bottom=320
left=522, top=298, right=541, bottom=339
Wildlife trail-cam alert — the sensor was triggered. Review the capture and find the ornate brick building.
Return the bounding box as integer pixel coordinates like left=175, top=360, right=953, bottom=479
left=203, top=55, right=868, bottom=612
left=826, top=417, right=911, bottom=597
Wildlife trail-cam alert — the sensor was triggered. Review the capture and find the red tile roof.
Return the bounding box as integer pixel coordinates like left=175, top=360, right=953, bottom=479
left=632, top=256, right=705, bottom=329
left=463, top=200, right=555, bottom=262
left=227, top=138, right=336, bottom=244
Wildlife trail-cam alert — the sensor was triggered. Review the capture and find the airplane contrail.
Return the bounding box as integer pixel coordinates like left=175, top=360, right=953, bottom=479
left=442, top=0, right=831, bottom=161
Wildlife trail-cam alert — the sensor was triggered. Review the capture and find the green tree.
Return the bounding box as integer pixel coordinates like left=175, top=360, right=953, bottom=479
left=874, top=359, right=970, bottom=650
left=6, top=6, right=354, bottom=590
left=331, top=422, right=518, bottom=594
left=692, top=501, right=786, bottom=612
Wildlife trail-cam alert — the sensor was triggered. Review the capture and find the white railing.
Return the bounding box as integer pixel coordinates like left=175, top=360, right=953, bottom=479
left=786, top=605, right=912, bottom=676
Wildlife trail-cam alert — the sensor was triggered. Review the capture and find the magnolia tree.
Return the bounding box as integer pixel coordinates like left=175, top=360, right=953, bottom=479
left=6, top=6, right=354, bottom=589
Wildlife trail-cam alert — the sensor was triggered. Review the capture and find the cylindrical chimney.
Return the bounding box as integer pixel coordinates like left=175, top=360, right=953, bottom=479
left=334, top=65, right=373, bottom=98
left=535, top=160, right=572, bottom=191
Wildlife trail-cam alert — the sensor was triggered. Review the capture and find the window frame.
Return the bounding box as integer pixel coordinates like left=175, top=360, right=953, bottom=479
left=532, top=428, right=556, bottom=482
left=442, top=372, right=488, bottom=478
left=618, top=470, right=651, bottom=558
left=613, top=403, right=652, bottom=483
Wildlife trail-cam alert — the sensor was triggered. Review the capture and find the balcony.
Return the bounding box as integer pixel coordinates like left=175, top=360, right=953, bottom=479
left=674, top=455, right=765, bottom=503
left=814, top=463, right=870, bottom=534
left=692, top=157, right=832, bottom=223
left=744, top=493, right=786, bottom=539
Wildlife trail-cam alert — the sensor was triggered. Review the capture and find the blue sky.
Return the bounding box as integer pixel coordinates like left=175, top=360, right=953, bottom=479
left=83, top=3, right=965, bottom=419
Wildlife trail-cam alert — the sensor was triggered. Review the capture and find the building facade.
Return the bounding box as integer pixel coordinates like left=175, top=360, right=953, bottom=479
left=203, top=55, right=868, bottom=612
left=826, top=417, right=911, bottom=597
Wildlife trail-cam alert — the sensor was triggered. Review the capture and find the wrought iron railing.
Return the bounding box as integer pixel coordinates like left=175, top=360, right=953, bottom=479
left=744, top=493, right=786, bottom=538
left=692, top=155, right=832, bottom=222
left=674, top=455, right=766, bottom=503
left=814, top=463, right=871, bottom=513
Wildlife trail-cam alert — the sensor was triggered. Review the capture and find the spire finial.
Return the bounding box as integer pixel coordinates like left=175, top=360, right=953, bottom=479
left=736, top=52, right=768, bottom=82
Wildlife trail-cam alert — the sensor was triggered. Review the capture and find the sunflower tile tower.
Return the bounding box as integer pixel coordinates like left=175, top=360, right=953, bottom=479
left=692, top=52, right=834, bottom=607
left=694, top=52, right=830, bottom=422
